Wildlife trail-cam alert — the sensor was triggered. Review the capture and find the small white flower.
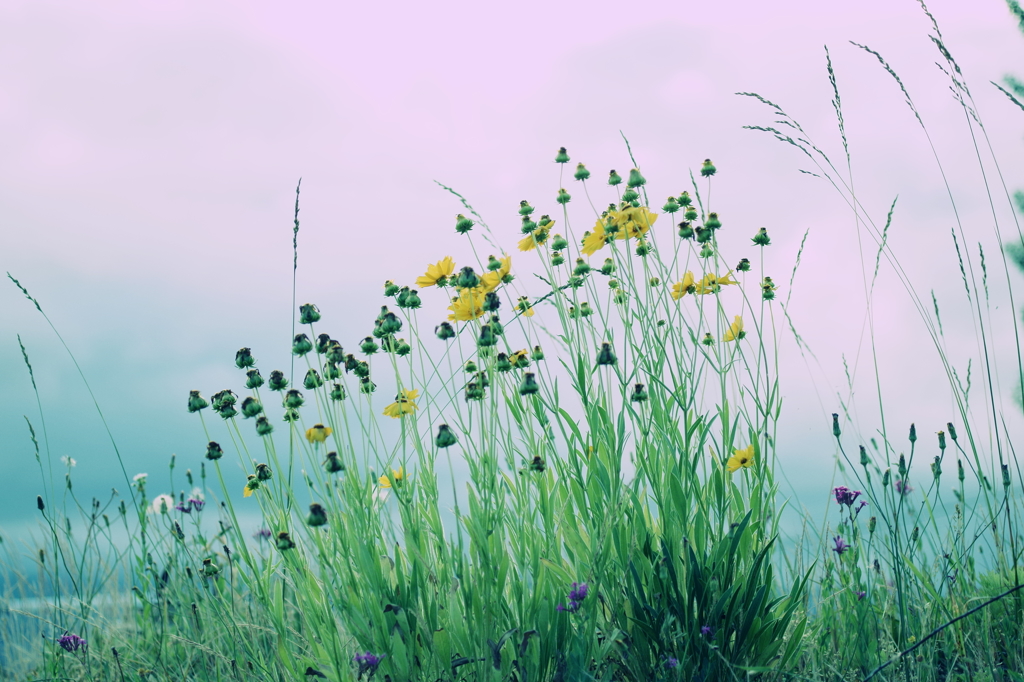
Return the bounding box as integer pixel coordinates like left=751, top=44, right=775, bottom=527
left=189, top=487, right=205, bottom=501
left=133, top=473, right=148, bottom=482
left=150, top=494, right=174, bottom=514
left=60, top=456, right=76, bottom=467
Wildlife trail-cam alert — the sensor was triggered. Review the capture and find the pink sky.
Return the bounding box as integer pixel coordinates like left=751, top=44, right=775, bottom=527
left=2, top=0, right=1023, bottom=525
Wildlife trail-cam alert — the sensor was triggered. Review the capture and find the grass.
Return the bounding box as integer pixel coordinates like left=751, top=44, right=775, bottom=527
left=2, top=2, right=1023, bottom=680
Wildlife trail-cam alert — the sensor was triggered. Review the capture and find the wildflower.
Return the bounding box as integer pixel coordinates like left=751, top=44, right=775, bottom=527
left=856, top=590, right=866, bottom=600
left=448, top=289, right=486, bottom=321
left=464, top=381, right=484, bottom=401
left=518, top=200, right=535, bottom=216
left=378, top=466, right=405, bottom=488
left=700, top=625, right=713, bottom=637
left=415, top=256, right=456, bottom=288
left=833, top=486, right=862, bottom=507
left=383, top=389, right=419, bottom=418
left=133, top=473, right=148, bottom=483
left=479, top=254, right=512, bottom=292
left=670, top=272, right=696, bottom=300
left=514, top=297, right=535, bottom=318
left=58, top=633, right=86, bottom=653
left=726, top=444, right=755, bottom=473
left=619, top=205, right=658, bottom=238
left=558, top=581, right=589, bottom=612
left=252, top=528, right=273, bottom=542
left=752, top=227, right=771, bottom=246
left=631, top=383, right=648, bottom=403
left=187, top=390, right=209, bottom=413
left=555, top=146, right=570, bottom=163
left=519, top=373, right=539, bottom=396
left=146, top=494, right=173, bottom=514
left=240, top=396, right=263, bottom=419
left=665, top=657, right=679, bottom=669
left=383, top=279, right=400, bottom=296
left=354, top=652, right=385, bottom=679
left=255, top=416, right=274, bottom=436
left=245, top=368, right=264, bottom=389
left=256, top=463, right=273, bottom=481
left=435, top=424, right=458, bottom=448
left=268, top=370, right=288, bottom=391
left=307, top=503, right=328, bottom=527
left=761, top=276, right=778, bottom=301
left=705, top=212, right=722, bottom=230
left=60, top=455, right=76, bottom=467
left=722, top=315, right=745, bottom=342
left=518, top=229, right=549, bottom=251
left=174, top=501, right=192, bottom=514
left=832, top=535, right=851, bottom=556
left=243, top=475, right=260, bottom=498
left=700, top=158, right=716, bottom=177
left=695, top=271, right=739, bottom=295
left=188, top=497, right=205, bottom=512
left=201, top=558, right=219, bottom=577
left=574, top=163, right=590, bottom=180
left=323, top=451, right=344, bottom=473
left=455, top=213, right=474, bottom=234
left=701, top=333, right=715, bottom=346
left=596, top=342, right=617, bottom=367
left=234, top=347, right=256, bottom=369
left=608, top=170, right=622, bottom=186
left=529, top=455, right=546, bottom=472
left=894, top=479, right=913, bottom=496
left=292, top=334, right=313, bottom=356
left=276, top=531, right=296, bottom=550
left=581, top=225, right=607, bottom=256
left=556, top=188, right=571, bottom=204
left=306, top=424, right=332, bottom=444
left=532, top=345, right=545, bottom=361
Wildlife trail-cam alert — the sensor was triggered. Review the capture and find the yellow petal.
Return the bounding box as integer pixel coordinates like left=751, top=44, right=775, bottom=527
left=243, top=486, right=253, bottom=498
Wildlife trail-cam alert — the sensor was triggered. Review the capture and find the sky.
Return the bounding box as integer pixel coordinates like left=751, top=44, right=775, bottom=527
left=2, top=0, right=1024, bottom=546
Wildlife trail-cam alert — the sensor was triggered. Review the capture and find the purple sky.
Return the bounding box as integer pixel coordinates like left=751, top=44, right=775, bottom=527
left=2, top=0, right=1024, bottom=530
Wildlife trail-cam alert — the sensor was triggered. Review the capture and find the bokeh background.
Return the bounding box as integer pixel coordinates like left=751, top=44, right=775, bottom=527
left=2, top=0, right=1023, bottom=546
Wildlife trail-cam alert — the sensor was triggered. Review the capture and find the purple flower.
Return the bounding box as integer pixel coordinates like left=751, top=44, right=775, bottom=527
left=568, top=582, right=589, bottom=603
left=188, top=498, right=205, bottom=512
left=664, top=657, right=679, bottom=668
left=175, top=502, right=192, bottom=513
left=58, top=632, right=86, bottom=652
left=833, top=486, right=862, bottom=507
left=855, top=501, right=868, bottom=513
left=832, top=535, right=851, bottom=556
left=894, top=480, right=913, bottom=496
left=252, top=528, right=273, bottom=541
left=700, top=625, right=713, bottom=637
left=855, top=591, right=866, bottom=600
left=353, top=651, right=384, bottom=678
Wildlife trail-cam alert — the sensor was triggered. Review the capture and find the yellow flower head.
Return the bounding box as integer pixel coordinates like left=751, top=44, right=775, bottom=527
left=378, top=465, right=405, bottom=488
left=415, top=256, right=456, bottom=288
left=617, top=206, right=658, bottom=238
left=478, top=254, right=512, bottom=293
left=382, top=389, right=419, bottom=418
left=722, top=315, right=744, bottom=342
left=518, top=230, right=549, bottom=252
left=516, top=296, right=535, bottom=317
left=726, top=444, right=755, bottom=473
left=448, top=289, right=486, bottom=321
left=243, top=474, right=260, bottom=498
left=695, top=271, right=740, bottom=295
left=670, top=271, right=696, bottom=301
left=305, top=423, right=333, bottom=443
left=581, top=223, right=607, bottom=256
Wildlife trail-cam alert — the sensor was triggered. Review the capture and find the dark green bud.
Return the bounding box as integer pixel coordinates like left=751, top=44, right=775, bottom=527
left=477, top=324, right=497, bottom=348
left=187, top=390, right=209, bottom=413
left=455, top=214, right=475, bottom=234
left=456, top=267, right=480, bottom=289
left=600, top=258, right=615, bottom=276
left=868, top=517, right=877, bottom=534
left=705, top=212, right=722, bottom=230
left=556, top=188, right=571, bottom=205
left=621, top=188, right=639, bottom=203
left=433, top=321, right=454, bottom=341
left=240, top=397, right=263, bottom=419
left=360, top=337, right=379, bottom=355
left=202, top=558, right=219, bottom=577
left=947, top=422, right=957, bottom=442
left=486, top=254, right=502, bottom=271
left=579, top=302, right=593, bottom=317
left=909, top=423, right=917, bottom=444
left=435, top=424, right=458, bottom=448
left=344, top=354, right=360, bottom=372
left=235, top=347, right=256, bottom=369
left=323, top=362, right=341, bottom=380
left=699, top=244, right=714, bottom=259
left=631, top=383, right=648, bottom=403
left=211, top=389, right=237, bottom=411
left=677, top=221, right=694, bottom=239
left=384, top=279, right=400, bottom=296
left=353, top=361, right=370, bottom=379
left=304, top=369, right=324, bottom=390
left=329, top=383, right=346, bottom=401
left=475, top=370, right=490, bottom=388
left=284, top=389, right=304, bottom=409
left=678, top=191, right=692, bottom=206
left=911, top=526, right=919, bottom=543
left=483, top=291, right=500, bottom=312
left=736, top=258, right=751, bottom=272
left=395, top=286, right=411, bottom=307
left=255, top=416, right=273, bottom=436
left=931, top=456, right=941, bottom=480
left=1002, top=463, right=1011, bottom=488
left=529, top=455, right=546, bottom=472
left=573, top=258, right=591, bottom=276
left=882, top=469, right=891, bottom=487
left=324, top=451, right=344, bottom=473
left=701, top=332, right=715, bottom=346
left=268, top=370, right=288, bottom=391
left=245, top=368, right=264, bottom=389
left=832, top=413, right=841, bottom=438
left=488, top=314, right=504, bottom=336
left=205, top=442, right=224, bottom=461
left=299, top=303, right=321, bottom=325
left=307, top=503, right=327, bottom=527
left=380, top=312, right=402, bottom=335
left=519, top=372, right=539, bottom=396
left=464, top=360, right=478, bottom=373
left=573, top=163, right=591, bottom=181
left=359, top=377, right=376, bottom=394
left=495, top=353, right=512, bottom=372
left=596, top=342, right=617, bottom=366
left=568, top=275, right=585, bottom=288
left=555, top=147, right=570, bottom=163
left=548, top=233, right=567, bottom=250
left=292, top=334, right=313, bottom=356
left=695, top=226, right=713, bottom=244
left=684, top=206, right=698, bottom=221
left=860, top=445, right=869, bottom=466
left=520, top=215, right=538, bottom=234
left=326, top=342, right=345, bottom=365
left=256, top=463, right=273, bottom=481
left=608, top=170, right=622, bottom=186
left=958, top=459, right=965, bottom=482
left=662, top=197, right=680, bottom=213
left=518, top=200, right=535, bottom=216
left=399, top=289, right=421, bottom=309
left=532, top=345, right=545, bottom=361
left=898, top=455, right=907, bottom=478
left=37, top=495, right=44, bottom=511
left=626, top=168, right=646, bottom=188
left=700, top=158, right=716, bottom=177
left=551, top=252, right=565, bottom=266
left=636, top=239, right=652, bottom=257
left=276, top=532, right=296, bottom=550
left=938, top=430, right=946, bottom=451
left=464, top=381, right=485, bottom=401
left=751, top=227, right=771, bottom=246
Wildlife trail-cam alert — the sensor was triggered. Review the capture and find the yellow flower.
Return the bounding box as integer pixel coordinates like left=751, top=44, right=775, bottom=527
left=382, top=389, right=419, bottom=418
left=581, top=222, right=607, bottom=256
left=516, top=296, right=535, bottom=318
left=478, top=254, right=511, bottom=293
left=518, top=230, right=550, bottom=252
left=670, top=271, right=696, bottom=301
left=305, top=424, right=332, bottom=443
left=722, top=315, right=744, bottom=342
left=243, top=475, right=260, bottom=498
left=726, top=444, right=755, bottom=473
left=695, top=271, right=740, bottom=295
left=415, top=256, right=456, bottom=288
left=378, top=465, right=405, bottom=488
left=448, top=289, right=486, bottom=321
left=617, top=206, right=658, bottom=238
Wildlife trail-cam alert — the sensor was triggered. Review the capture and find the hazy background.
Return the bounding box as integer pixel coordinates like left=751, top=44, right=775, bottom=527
left=2, top=0, right=1024, bottom=548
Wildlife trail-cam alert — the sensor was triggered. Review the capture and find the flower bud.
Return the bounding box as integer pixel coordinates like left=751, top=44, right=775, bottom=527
left=596, top=342, right=617, bottom=366
left=573, top=258, right=591, bottom=277
left=701, top=333, right=715, bottom=346
left=477, top=324, right=497, bottom=348
left=695, top=226, right=713, bottom=244
left=636, top=240, right=652, bottom=257
left=435, top=424, right=458, bottom=448
left=240, top=397, right=263, bottom=419
left=555, top=147, right=570, bottom=163
left=323, top=362, right=341, bottom=380
left=761, top=278, right=777, bottom=301
left=292, top=334, right=313, bottom=356
left=268, top=370, right=288, bottom=391
left=464, top=382, right=485, bottom=401
left=684, top=206, right=698, bottom=221
left=529, top=455, right=546, bottom=472
left=302, top=369, right=323, bottom=390
left=608, top=170, right=622, bottom=186
left=517, top=199, right=535, bottom=216
left=201, top=558, right=219, bottom=577
left=700, top=159, right=716, bottom=177
left=307, top=503, right=327, bottom=527
left=256, top=463, right=273, bottom=481
left=520, top=215, right=538, bottom=234
left=315, top=334, right=333, bottom=354
left=860, top=445, right=869, bottom=466
left=255, top=416, right=273, bottom=436
left=205, top=442, right=224, bottom=460
left=284, top=389, right=305, bottom=409
left=631, top=383, right=649, bottom=403
left=677, top=221, right=694, bottom=239
left=752, top=227, right=771, bottom=246
left=938, top=430, right=946, bottom=451
left=597, top=258, right=615, bottom=276
left=360, top=337, right=379, bottom=355
left=482, top=291, right=501, bottom=313
left=495, top=353, right=512, bottom=372
left=931, top=456, right=942, bottom=480
left=245, top=369, right=264, bottom=390
left=622, top=188, right=640, bottom=203
left=868, top=517, right=877, bottom=534
left=736, top=258, right=751, bottom=272
left=359, top=377, right=376, bottom=394
left=662, top=197, right=680, bottom=213
left=832, top=413, right=841, bottom=438
left=384, top=279, right=400, bottom=296
left=352, top=360, right=370, bottom=378
left=551, top=252, right=565, bottom=266
left=574, top=163, right=591, bottom=181
left=898, top=454, right=907, bottom=477
left=699, top=244, right=714, bottom=259
left=324, top=451, right=344, bottom=473
left=37, top=495, right=45, bottom=511
left=556, top=188, right=571, bottom=205
left=519, top=373, right=539, bottom=396
left=400, top=289, right=422, bottom=309
left=276, top=532, right=296, bottom=550
left=626, top=168, right=646, bottom=188
left=299, top=303, right=321, bottom=325
left=909, top=423, right=917, bottom=444
left=455, top=214, right=475, bottom=234
left=330, top=383, right=346, bottom=402
left=326, top=342, right=345, bottom=365
left=187, top=390, right=209, bottom=413
left=456, top=267, right=480, bottom=289
left=882, top=469, right=891, bottom=487
left=1002, top=463, right=1011, bottom=488
left=235, top=348, right=256, bottom=369
left=705, top=213, right=722, bottom=230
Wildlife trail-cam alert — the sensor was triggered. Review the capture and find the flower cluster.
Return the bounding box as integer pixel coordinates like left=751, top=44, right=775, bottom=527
left=557, top=581, right=589, bottom=613
left=353, top=651, right=384, bottom=679
left=58, top=633, right=86, bottom=653
left=833, top=486, right=862, bottom=507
